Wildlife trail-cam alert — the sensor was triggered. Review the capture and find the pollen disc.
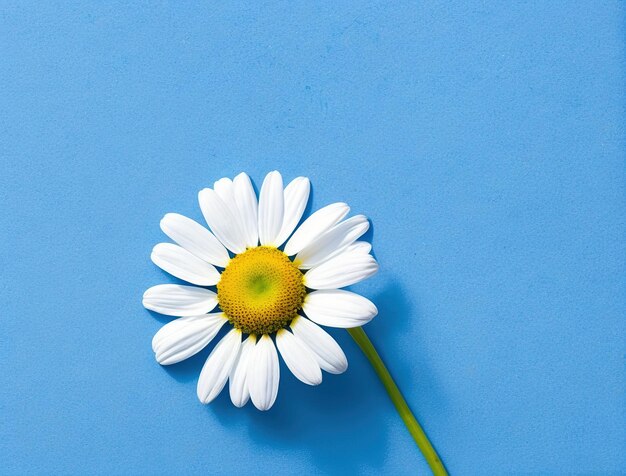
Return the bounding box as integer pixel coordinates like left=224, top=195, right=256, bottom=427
left=217, top=246, right=305, bottom=335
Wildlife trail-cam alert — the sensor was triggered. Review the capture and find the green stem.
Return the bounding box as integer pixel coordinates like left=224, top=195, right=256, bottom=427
left=347, top=326, right=448, bottom=475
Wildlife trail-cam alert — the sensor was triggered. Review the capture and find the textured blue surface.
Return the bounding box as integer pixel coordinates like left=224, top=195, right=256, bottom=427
left=1, top=2, right=624, bottom=474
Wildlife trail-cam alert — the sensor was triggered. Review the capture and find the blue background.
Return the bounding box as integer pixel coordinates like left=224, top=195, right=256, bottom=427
left=1, top=2, right=624, bottom=474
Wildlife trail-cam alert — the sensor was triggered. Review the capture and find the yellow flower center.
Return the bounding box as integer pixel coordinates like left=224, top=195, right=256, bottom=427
left=217, top=246, right=306, bottom=335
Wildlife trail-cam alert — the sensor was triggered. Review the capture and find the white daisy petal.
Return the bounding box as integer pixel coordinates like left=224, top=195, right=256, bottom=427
left=160, top=213, right=230, bottom=268
left=152, top=313, right=228, bottom=365
left=295, top=215, right=370, bottom=269
left=214, top=177, right=246, bottom=228
left=198, top=188, right=247, bottom=254
left=233, top=172, right=259, bottom=248
left=275, top=177, right=310, bottom=247
left=258, top=171, right=284, bottom=246
left=303, top=290, right=378, bottom=328
left=283, top=202, right=350, bottom=256
left=290, top=316, right=348, bottom=374
left=197, top=329, right=242, bottom=404
left=276, top=329, right=322, bottom=386
left=304, top=250, right=378, bottom=290
left=151, top=243, right=221, bottom=286
left=229, top=335, right=257, bottom=408
left=345, top=241, right=372, bottom=254
left=248, top=334, right=280, bottom=411
left=143, top=284, right=218, bottom=317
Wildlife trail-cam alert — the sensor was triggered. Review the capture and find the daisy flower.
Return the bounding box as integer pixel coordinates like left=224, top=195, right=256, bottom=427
left=142, top=171, right=447, bottom=475
left=143, top=171, right=378, bottom=410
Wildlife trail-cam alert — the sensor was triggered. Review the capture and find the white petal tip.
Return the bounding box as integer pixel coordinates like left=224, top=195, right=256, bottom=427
left=158, top=215, right=169, bottom=229
left=230, top=391, right=250, bottom=408
left=197, top=387, right=219, bottom=405
left=332, top=361, right=348, bottom=374
left=155, top=355, right=176, bottom=366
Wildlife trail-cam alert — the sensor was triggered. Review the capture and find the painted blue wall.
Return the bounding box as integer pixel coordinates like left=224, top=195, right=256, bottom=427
left=1, top=2, right=624, bottom=474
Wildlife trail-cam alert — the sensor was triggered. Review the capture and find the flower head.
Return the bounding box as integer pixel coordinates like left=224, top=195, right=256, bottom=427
left=143, top=171, right=378, bottom=410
